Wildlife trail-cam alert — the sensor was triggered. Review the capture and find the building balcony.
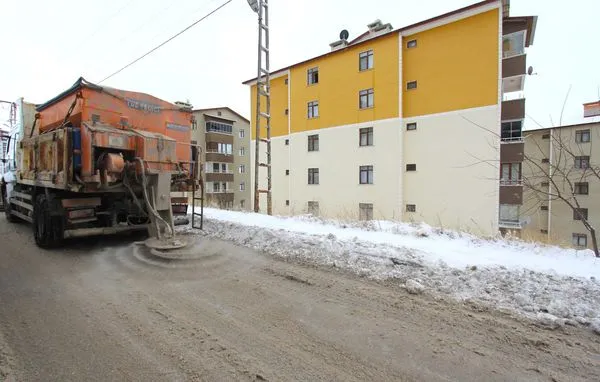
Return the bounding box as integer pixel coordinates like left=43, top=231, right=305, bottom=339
left=205, top=172, right=234, bottom=182
left=205, top=151, right=234, bottom=163
left=502, top=98, right=525, bottom=121
left=500, top=141, right=524, bottom=162
left=502, top=54, right=526, bottom=78
left=205, top=132, right=233, bottom=144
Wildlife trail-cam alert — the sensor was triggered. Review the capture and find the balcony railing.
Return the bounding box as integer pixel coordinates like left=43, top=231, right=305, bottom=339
left=205, top=149, right=233, bottom=155
left=500, top=179, right=523, bottom=186
left=501, top=136, right=524, bottom=143
left=499, top=220, right=522, bottom=229
left=206, top=189, right=234, bottom=194
left=205, top=170, right=233, bottom=174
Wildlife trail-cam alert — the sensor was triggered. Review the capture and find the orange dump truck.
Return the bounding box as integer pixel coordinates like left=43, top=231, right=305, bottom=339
left=0, top=78, right=202, bottom=248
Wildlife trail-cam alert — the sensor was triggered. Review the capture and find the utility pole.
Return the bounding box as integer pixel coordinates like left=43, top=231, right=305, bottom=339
left=247, top=0, right=272, bottom=215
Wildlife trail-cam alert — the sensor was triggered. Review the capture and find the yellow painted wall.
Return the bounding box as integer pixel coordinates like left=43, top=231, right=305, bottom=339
left=402, top=9, right=499, bottom=118
left=289, top=33, right=399, bottom=133
left=250, top=74, right=289, bottom=139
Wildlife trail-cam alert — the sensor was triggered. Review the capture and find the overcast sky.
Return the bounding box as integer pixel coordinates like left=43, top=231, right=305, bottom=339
left=1, top=0, right=599, bottom=130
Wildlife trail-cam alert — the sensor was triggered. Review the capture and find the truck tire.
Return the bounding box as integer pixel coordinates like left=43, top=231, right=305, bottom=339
left=33, top=194, right=64, bottom=248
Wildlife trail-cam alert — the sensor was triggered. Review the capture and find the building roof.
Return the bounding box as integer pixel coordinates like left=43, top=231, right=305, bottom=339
left=192, top=107, right=250, bottom=123
left=243, top=0, right=503, bottom=85
left=525, top=121, right=600, bottom=133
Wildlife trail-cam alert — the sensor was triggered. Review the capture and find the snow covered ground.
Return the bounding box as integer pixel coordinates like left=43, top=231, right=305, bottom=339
left=180, top=208, right=600, bottom=332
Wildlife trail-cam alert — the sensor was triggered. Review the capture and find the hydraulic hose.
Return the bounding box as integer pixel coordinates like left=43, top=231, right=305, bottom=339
left=133, top=157, right=173, bottom=238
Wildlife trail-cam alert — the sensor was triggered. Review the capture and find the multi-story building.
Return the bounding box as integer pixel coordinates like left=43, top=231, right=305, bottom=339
left=244, top=0, right=537, bottom=236
left=521, top=120, right=600, bottom=250
left=192, top=107, right=251, bottom=210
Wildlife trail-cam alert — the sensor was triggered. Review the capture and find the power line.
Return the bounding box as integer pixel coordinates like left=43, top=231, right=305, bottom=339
left=99, top=0, right=232, bottom=84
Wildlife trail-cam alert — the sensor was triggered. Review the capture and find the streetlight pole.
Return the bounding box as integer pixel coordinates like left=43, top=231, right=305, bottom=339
left=247, top=0, right=272, bottom=215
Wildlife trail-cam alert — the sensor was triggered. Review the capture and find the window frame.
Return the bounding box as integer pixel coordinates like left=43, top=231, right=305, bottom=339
left=307, top=134, right=319, bottom=152
left=359, top=50, right=374, bottom=71
left=575, top=156, right=590, bottom=169
left=406, top=122, right=417, bottom=131
left=406, top=39, right=417, bottom=48
left=239, top=146, right=245, bottom=156
left=359, top=127, right=373, bottom=146
left=239, top=164, right=245, bottom=174
left=307, top=100, right=319, bottom=119
left=406, top=81, right=418, bottom=90
left=406, top=204, right=416, bottom=212
left=307, top=201, right=319, bottom=215
left=239, top=182, right=246, bottom=191
left=501, top=120, right=523, bottom=141
left=307, top=67, right=319, bottom=85
left=359, top=165, right=374, bottom=185
left=359, top=88, right=374, bottom=109
left=573, top=208, right=588, bottom=221
left=239, top=129, right=245, bottom=138
left=359, top=203, right=373, bottom=221
left=574, top=182, right=589, bottom=195
left=575, top=129, right=591, bottom=143
left=308, top=168, right=319, bottom=185
left=572, top=233, right=587, bottom=247
left=406, top=164, right=416, bottom=172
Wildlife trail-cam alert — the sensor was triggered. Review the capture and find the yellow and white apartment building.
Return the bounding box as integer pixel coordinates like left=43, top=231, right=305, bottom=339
left=245, top=0, right=537, bottom=236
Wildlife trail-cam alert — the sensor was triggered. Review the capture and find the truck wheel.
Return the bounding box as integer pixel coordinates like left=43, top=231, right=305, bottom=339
left=33, top=194, right=63, bottom=248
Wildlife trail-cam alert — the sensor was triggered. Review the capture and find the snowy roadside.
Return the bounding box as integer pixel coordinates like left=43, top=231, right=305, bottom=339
left=179, top=208, right=600, bottom=332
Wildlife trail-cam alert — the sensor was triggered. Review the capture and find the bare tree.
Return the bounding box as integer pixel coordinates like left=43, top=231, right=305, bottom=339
left=522, top=126, right=599, bottom=257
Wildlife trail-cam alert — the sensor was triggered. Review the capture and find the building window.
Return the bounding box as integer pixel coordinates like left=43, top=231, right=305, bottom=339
left=499, top=204, right=520, bottom=223
left=307, top=201, right=319, bottom=215
left=359, top=127, right=373, bottom=146
left=359, top=50, right=374, bottom=71
left=239, top=164, right=245, bottom=174
left=285, top=139, right=289, bottom=145
left=575, top=182, right=589, bottom=195
left=307, top=67, right=319, bottom=85
left=285, top=78, right=288, bottom=85
left=239, top=129, right=245, bottom=138
left=406, top=164, right=416, bottom=171
left=573, top=208, right=588, bottom=221
left=240, top=199, right=245, bottom=208
left=575, top=156, right=590, bottom=169
left=286, top=200, right=290, bottom=206
left=541, top=158, right=549, bottom=163
left=541, top=182, right=549, bottom=187
left=500, top=163, right=522, bottom=185
left=406, top=204, right=416, bottom=212
left=573, top=233, right=587, bottom=247
left=542, top=133, right=550, bottom=139
left=239, top=147, right=245, bottom=156
left=285, top=109, right=289, bottom=115
left=541, top=229, right=548, bottom=234
left=285, top=169, right=289, bottom=176
left=541, top=206, right=548, bottom=211
left=308, top=134, right=319, bottom=152
left=406, top=122, right=417, bottom=131
left=307, top=101, right=319, bottom=119
left=212, top=163, right=220, bottom=173
left=406, top=81, right=417, bottom=90
left=239, top=182, right=245, bottom=191
left=209, top=143, right=232, bottom=155
left=359, top=89, right=374, bottom=109
left=359, top=165, right=373, bottom=184
left=359, top=203, right=373, bottom=221
left=221, top=163, right=227, bottom=172
left=206, top=121, right=233, bottom=134
left=221, top=182, right=228, bottom=192
left=213, top=182, right=220, bottom=192
left=501, top=120, right=523, bottom=141
left=406, top=39, right=417, bottom=48
left=308, top=168, right=319, bottom=185
left=576, top=129, right=591, bottom=143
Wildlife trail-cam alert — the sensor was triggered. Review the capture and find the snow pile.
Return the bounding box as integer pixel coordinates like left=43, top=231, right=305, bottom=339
left=180, top=208, right=600, bottom=330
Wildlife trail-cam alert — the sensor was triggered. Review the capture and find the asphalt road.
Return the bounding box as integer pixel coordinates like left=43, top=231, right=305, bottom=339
left=0, top=215, right=599, bottom=381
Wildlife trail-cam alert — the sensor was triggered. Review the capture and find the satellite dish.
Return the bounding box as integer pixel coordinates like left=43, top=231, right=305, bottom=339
left=340, top=29, right=350, bottom=40
left=527, top=66, right=534, bottom=75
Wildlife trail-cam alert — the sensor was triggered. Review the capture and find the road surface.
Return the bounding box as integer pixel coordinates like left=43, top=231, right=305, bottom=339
left=0, top=216, right=599, bottom=381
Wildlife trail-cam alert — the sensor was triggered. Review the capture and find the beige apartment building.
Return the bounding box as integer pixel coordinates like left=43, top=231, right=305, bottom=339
left=192, top=107, right=251, bottom=210
left=521, top=121, right=600, bottom=250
